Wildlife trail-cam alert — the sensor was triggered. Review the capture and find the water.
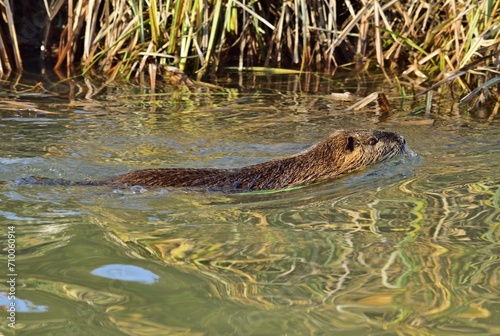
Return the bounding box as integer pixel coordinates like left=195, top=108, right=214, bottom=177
left=0, top=73, right=499, bottom=335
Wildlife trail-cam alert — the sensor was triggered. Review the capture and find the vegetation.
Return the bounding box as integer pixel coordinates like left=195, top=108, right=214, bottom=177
left=0, top=0, right=499, bottom=103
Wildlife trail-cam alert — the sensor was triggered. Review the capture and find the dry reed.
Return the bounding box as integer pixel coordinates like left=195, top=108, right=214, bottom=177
left=0, top=0, right=498, bottom=103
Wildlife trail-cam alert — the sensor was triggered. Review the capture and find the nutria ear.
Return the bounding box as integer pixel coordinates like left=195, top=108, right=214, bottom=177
left=345, top=136, right=355, bottom=152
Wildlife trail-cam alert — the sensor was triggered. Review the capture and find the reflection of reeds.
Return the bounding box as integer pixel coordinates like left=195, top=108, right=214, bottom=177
left=92, top=179, right=499, bottom=334
left=0, top=1, right=499, bottom=100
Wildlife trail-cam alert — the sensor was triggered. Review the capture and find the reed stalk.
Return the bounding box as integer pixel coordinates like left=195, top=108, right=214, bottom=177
left=1, top=0, right=22, bottom=72
left=0, top=0, right=498, bottom=104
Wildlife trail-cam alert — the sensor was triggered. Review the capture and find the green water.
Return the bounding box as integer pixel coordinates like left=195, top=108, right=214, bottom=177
left=0, top=73, right=499, bottom=335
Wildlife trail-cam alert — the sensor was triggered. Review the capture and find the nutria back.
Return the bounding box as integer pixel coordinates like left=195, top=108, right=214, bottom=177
left=108, top=129, right=410, bottom=191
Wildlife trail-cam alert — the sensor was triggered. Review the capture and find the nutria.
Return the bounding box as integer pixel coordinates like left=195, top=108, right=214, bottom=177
left=22, top=129, right=409, bottom=191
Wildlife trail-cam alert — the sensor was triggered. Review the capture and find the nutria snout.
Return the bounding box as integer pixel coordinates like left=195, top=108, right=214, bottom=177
left=108, top=129, right=411, bottom=191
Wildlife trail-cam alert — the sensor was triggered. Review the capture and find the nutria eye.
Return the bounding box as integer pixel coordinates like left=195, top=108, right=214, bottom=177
left=368, top=138, right=378, bottom=146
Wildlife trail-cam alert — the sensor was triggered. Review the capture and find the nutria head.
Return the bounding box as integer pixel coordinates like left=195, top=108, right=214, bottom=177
left=306, top=129, right=409, bottom=178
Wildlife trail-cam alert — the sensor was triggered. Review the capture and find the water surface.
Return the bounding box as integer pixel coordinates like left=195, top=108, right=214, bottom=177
left=0, top=73, right=499, bottom=335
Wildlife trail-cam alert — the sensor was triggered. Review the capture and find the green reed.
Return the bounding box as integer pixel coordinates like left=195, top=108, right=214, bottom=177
left=0, top=0, right=498, bottom=104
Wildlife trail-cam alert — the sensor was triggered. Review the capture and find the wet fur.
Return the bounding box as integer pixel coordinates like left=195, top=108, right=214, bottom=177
left=107, top=129, right=409, bottom=191
left=21, top=130, right=409, bottom=191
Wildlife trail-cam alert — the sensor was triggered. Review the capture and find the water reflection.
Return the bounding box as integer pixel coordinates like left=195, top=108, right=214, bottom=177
left=91, top=264, right=159, bottom=284
left=0, top=73, right=499, bottom=335
left=86, top=176, right=499, bottom=334
left=0, top=293, right=48, bottom=313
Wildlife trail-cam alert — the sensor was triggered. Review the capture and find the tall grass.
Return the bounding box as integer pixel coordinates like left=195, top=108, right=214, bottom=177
left=0, top=0, right=22, bottom=75
left=0, top=0, right=499, bottom=102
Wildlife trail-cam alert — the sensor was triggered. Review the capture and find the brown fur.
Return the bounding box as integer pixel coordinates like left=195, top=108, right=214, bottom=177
left=107, top=129, right=409, bottom=191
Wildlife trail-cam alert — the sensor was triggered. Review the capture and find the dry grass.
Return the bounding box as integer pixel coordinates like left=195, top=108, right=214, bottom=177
left=0, top=0, right=499, bottom=104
